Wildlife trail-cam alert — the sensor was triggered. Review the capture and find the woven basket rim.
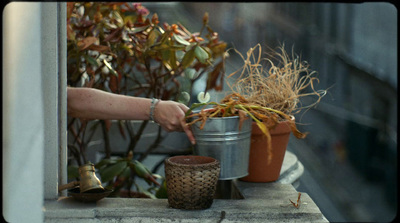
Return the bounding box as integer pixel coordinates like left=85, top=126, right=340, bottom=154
left=166, top=155, right=219, bottom=167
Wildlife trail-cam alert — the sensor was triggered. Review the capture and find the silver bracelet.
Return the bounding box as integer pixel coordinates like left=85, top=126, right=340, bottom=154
left=149, top=98, right=160, bottom=123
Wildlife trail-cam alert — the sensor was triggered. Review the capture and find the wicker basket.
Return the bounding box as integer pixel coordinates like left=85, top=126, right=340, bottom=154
left=164, top=156, right=220, bottom=210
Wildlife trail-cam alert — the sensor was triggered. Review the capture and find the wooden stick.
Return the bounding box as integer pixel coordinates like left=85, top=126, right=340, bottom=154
left=58, top=181, right=79, bottom=192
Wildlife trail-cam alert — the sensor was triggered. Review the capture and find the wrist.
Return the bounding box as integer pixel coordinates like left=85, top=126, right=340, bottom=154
left=149, top=98, right=160, bottom=123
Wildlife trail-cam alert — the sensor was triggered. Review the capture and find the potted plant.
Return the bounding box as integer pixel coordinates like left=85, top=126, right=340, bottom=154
left=66, top=2, right=227, bottom=197
left=186, top=43, right=326, bottom=182
left=187, top=103, right=253, bottom=180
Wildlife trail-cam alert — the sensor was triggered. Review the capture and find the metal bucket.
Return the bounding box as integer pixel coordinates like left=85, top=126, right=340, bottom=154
left=191, top=116, right=252, bottom=180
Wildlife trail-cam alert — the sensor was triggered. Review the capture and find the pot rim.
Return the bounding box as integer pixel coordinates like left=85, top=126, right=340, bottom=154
left=191, top=114, right=246, bottom=120
left=166, top=155, right=219, bottom=167
left=252, top=115, right=295, bottom=135
left=251, top=115, right=295, bottom=122
left=191, top=109, right=250, bottom=120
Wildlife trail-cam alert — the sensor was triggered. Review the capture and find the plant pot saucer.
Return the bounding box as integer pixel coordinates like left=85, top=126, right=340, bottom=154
left=68, top=187, right=113, bottom=202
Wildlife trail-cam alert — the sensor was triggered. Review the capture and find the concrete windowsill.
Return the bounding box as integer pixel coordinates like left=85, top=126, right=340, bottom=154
left=44, top=151, right=328, bottom=222
left=44, top=182, right=327, bottom=222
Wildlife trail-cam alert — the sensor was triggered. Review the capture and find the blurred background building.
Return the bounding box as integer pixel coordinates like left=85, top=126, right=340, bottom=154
left=143, top=2, right=397, bottom=222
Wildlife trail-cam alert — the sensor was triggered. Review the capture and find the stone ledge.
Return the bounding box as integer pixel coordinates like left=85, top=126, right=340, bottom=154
left=277, top=151, right=304, bottom=185
left=44, top=183, right=328, bottom=223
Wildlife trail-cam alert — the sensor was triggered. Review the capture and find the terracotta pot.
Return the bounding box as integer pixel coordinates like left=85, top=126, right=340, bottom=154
left=240, top=118, right=293, bottom=182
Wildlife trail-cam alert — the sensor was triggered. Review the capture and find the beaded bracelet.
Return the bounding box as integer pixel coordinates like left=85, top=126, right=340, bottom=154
left=149, top=98, right=160, bottom=123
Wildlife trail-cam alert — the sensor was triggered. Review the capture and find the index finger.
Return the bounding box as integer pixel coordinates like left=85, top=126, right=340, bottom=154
left=177, top=103, right=196, bottom=145
left=180, top=117, right=196, bottom=145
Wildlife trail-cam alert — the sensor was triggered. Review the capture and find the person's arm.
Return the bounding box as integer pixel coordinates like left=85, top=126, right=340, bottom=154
left=67, top=87, right=195, bottom=144
left=67, top=87, right=151, bottom=120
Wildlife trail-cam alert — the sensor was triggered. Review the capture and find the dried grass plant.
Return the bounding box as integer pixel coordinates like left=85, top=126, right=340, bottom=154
left=226, top=43, right=325, bottom=117
left=186, top=44, right=326, bottom=163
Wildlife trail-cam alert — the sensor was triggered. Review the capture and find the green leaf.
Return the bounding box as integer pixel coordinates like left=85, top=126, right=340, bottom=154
left=84, top=55, right=99, bottom=67
left=123, top=15, right=136, bottom=24
left=131, top=25, right=149, bottom=34
left=95, top=158, right=115, bottom=170
left=180, top=48, right=196, bottom=68
left=120, top=44, right=134, bottom=56
left=103, top=22, right=118, bottom=30
left=131, top=160, right=151, bottom=179
left=155, top=180, right=168, bottom=199
left=152, top=174, right=163, bottom=180
left=151, top=43, right=169, bottom=51
left=184, top=68, right=197, bottom=79
left=161, top=49, right=171, bottom=61
left=137, top=185, right=157, bottom=199
left=120, top=166, right=131, bottom=178
left=178, top=91, right=190, bottom=104
left=169, top=50, right=178, bottom=70
left=99, top=161, right=127, bottom=182
left=173, top=34, right=190, bottom=46
left=168, top=45, right=186, bottom=51
left=147, top=29, right=158, bottom=47
left=194, top=45, right=209, bottom=64
left=112, top=11, right=124, bottom=27
left=103, top=59, right=118, bottom=77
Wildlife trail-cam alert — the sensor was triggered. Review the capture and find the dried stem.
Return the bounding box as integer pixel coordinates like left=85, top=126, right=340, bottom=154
left=227, top=44, right=325, bottom=116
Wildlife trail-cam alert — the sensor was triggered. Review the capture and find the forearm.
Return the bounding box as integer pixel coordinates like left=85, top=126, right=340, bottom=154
left=67, top=87, right=196, bottom=144
left=67, top=87, right=151, bottom=120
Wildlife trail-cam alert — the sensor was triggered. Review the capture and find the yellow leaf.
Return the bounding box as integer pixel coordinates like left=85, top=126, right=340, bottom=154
left=256, top=122, right=268, bottom=136
left=256, top=122, right=273, bottom=164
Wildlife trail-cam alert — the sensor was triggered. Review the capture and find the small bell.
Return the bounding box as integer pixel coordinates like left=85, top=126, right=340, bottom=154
left=79, top=162, right=104, bottom=193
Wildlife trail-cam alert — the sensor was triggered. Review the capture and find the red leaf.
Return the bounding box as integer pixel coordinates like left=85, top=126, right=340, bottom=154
left=77, top=36, right=97, bottom=51
left=87, top=44, right=110, bottom=53
left=206, top=61, right=224, bottom=92
left=104, top=27, right=123, bottom=42
left=84, top=77, right=95, bottom=88
left=109, top=72, right=121, bottom=93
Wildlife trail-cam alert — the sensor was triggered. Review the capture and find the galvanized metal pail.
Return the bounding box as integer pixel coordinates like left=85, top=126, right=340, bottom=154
left=191, top=116, right=252, bottom=180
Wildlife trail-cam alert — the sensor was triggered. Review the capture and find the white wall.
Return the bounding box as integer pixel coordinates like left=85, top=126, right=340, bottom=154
left=3, top=2, right=44, bottom=222
left=3, top=2, right=66, bottom=222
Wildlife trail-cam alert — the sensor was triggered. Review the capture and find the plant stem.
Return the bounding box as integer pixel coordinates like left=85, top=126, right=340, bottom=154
left=236, top=104, right=261, bottom=123
left=101, top=120, right=111, bottom=159
left=237, top=104, right=288, bottom=118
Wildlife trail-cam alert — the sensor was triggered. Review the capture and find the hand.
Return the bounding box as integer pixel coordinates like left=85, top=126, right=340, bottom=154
left=153, top=100, right=196, bottom=145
